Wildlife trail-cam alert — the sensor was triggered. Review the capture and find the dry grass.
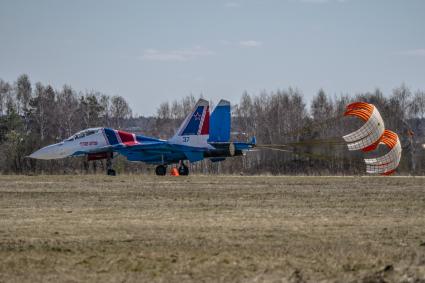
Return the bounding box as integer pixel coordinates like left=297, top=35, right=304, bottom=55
left=0, top=175, right=424, bottom=282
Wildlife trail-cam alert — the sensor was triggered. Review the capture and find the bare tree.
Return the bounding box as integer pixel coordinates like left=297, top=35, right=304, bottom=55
left=410, top=90, right=425, bottom=119
left=57, top=85, right=79, bottom=138
left=99, top=94, right=111, bottom=126
left=15, top=74, right=32, bottom=114
left=110, top=95, right=132, bottom=129
left=0, top=79, right=12, bottom=116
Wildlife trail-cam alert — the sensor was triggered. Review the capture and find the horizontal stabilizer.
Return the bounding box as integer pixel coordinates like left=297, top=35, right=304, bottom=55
left=184, top=151, right=204, bottom=162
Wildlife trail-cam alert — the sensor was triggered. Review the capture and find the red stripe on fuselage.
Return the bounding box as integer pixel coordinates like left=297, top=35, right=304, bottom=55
left=117, top=130, right=138, bottom=145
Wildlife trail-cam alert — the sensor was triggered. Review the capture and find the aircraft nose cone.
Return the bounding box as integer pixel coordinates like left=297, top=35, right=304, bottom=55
left=28, top=148, right=49, bottom=159
left=28, top=143, right=67, bottom=160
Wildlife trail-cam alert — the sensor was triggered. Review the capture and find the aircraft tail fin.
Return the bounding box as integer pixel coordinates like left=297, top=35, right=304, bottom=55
left=209, top=99, right=231, bottom=142
left=169, top=99, right=210, bottom=147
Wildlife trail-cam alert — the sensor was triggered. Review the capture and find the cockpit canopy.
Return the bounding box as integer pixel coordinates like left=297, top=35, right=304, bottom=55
left=65, top=128, right=102, bottom=142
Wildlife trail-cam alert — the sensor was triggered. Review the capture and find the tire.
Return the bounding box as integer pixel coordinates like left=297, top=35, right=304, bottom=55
left=178, top=165, right=189, bottom=176
left=107, top=169, right=116, bottom=176
left=155, top=165, right=167, bottom=176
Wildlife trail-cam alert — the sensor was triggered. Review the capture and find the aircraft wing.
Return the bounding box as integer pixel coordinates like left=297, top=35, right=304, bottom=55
left=112, top=140, right=208, bottom=164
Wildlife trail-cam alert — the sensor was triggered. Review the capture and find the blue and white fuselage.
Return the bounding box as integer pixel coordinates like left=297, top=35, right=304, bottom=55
left=29, top=99, right=255, bottom=175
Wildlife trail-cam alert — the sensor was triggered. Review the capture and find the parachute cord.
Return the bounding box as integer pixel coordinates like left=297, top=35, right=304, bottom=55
left=258, top=146, right=366, bottom=167
left=275, top=115, right=342, bottom=141
left=257, top=136, right=347, bottom=149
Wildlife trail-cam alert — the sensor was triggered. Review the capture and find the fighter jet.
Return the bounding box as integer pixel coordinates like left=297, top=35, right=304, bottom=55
left=29, top=99, right=255, bottom=176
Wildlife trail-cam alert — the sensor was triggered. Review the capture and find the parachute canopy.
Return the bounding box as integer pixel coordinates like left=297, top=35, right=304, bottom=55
left=343, top=102, right=402, bottom=175
left=364, top=130, right=402, bottom=175
left=343, top=102, right=385, bottom=152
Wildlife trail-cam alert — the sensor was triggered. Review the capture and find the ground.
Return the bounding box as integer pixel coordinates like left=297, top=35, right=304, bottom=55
left=0, top=175, right=424, bottom=283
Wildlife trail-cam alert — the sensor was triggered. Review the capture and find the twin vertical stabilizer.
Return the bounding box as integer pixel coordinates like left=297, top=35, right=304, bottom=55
left=168, top=99, right=210, bottom=147
left=209, top=99, right=231, bottom=142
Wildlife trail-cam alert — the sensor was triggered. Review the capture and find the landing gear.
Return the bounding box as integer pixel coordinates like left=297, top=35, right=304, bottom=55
left=155, top=165, right=167, bottom=176
left=106, top=152, right=116, bottom=176
left=178, top=162, right=189, bottom=176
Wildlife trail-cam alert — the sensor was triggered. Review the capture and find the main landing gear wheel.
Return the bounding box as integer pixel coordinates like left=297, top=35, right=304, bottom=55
left=178, top=163, right=189, bottom=176
left=155, top=165, right=167, bottom=176
left=106, top=152, right=116, bottom=176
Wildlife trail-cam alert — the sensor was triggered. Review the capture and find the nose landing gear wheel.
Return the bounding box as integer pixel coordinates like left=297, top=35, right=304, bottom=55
left=155, top=165, right=167, bottom=176
left=178, top=163, right=189, bottom=176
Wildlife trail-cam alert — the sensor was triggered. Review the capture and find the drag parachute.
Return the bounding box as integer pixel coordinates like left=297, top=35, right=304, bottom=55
left=343, top=102, right=402, bottom=175
left=343, top=102, right=385, bottom=152
left=364, top=130, right=402, bottom=175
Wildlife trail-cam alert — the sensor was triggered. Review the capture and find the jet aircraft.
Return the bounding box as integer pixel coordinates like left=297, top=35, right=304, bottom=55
left=29, top=99, right=255, bottom=176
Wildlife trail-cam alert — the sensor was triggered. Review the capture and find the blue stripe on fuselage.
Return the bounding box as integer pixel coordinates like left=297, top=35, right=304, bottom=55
left=104, top=128, right=119, bottom=145
left=135, top=135, right=162, bottom=143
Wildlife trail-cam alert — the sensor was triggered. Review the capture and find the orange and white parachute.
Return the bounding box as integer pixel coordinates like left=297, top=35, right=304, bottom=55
left=343, top=102, right=385, bottom=152
left=343, top=102, right=402, bottom=175
left=364, top=130, right=401, bottom=175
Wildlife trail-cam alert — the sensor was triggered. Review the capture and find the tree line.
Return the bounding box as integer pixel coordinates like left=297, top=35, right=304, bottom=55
left=0, top=74, right=131, bottom=173
left=0, top=74, right=424, bottom=175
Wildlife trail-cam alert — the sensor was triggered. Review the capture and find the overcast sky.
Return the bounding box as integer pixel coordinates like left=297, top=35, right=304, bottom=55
left=1, top=0, right=424, bottom=115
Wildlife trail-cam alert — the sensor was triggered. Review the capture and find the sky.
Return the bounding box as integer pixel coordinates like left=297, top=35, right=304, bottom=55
left=0, top=0, right=424, bottom=116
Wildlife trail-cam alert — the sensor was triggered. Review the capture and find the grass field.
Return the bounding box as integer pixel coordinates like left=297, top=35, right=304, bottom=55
left=0, top=175, right=424, bottom=282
